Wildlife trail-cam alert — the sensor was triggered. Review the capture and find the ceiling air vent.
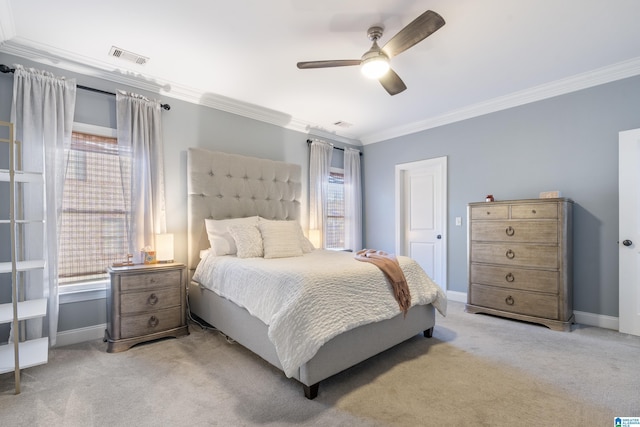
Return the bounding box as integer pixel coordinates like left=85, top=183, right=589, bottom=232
left=333, top=121, right=353, bottom=128
left=108, top=46, right=149, bottom=65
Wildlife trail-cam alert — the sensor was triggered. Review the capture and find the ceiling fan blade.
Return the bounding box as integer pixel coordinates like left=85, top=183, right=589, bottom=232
left=382, top=10, right=445, bottom=58
left=379, top=69, right=407, bottom=96
left=297, top=60, right=361, bottom=69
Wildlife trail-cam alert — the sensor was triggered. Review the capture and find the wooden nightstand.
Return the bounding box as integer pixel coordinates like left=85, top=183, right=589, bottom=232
left=105, top=263, right=189, bottom=352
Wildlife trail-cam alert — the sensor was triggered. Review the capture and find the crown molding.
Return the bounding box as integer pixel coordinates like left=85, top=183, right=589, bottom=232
left=360, top=56, right=640, bottom=145
left=0, top=38, right=341, bottom=139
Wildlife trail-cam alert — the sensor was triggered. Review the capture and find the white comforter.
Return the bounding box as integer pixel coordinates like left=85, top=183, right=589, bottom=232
left=193, top=249, right=447, bottom=377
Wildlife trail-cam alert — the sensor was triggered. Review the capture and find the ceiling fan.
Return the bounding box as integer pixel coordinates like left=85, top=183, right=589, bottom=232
left=296, top=10, right=445, bottom=96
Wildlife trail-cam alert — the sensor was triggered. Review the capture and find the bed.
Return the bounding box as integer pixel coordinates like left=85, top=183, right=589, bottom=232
left=186, top=147, right=446, bottom=399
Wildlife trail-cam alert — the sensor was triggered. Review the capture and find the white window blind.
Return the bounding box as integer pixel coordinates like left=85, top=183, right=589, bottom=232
left=325, top=170, right=345, bottom=249
left=58, top=131, right=131, bottom=284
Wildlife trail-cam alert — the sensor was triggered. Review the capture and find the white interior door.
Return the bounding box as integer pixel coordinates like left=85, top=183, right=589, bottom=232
left=619, top=128, right=640, bottom=336
left=395, top=157, right=447, bottom=291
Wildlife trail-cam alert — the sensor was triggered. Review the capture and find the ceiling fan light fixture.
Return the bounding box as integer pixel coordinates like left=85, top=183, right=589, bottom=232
left=360, top=49, right=390, bottom=79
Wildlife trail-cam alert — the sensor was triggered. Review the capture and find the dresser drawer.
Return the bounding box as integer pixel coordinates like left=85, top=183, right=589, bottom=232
left=469, top=284, right=559, bottom=319
left=120, top=286, right=181, bottom=314
left=120, top=307, right=183, bottom=339
left=119, top=269, right=182, bottom=292
left=511, top=203, right=558, bottom=219
left=471, top=243, right=558, bottom=269
left=471, top=220, right=558, bottom=243
left=470, top=204, right=509, bottom=220
left=470, top=264, right=559, bottom=293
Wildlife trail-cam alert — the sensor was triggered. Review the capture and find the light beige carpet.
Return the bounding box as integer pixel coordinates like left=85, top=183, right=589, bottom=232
left=1, top=301, right=638, bottom=426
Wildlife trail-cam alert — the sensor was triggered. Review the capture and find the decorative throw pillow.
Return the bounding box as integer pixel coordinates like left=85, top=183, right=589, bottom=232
left=228, top=224, right=264, bottom=258
left=259, top=217, right=315, bottom=253
left=258, top=220, right=304, bottom=259
left=205, top=216, right=259, bottom=255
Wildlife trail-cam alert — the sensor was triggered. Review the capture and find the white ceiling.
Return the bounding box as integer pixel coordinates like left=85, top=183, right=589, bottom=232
left=1, top=0, right=640, bottom=145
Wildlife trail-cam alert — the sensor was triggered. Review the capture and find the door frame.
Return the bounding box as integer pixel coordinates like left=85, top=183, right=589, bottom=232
left=395, top=156, right=447, bottom=290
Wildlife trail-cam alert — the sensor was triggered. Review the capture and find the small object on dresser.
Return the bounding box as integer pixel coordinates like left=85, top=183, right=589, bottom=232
left=485, top=194, right=494, bottom=202
left=141, top=246, right=157, bottom=264
left=112, top=253, right=134, bottom=267
left=539, top=190, right=561, bottom=199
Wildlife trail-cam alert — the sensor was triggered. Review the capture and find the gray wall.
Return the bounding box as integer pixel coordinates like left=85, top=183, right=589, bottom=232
left=363, top=75, right=640, bottom=317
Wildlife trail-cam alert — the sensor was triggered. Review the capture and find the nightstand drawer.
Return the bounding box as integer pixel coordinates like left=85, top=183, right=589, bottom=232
left=119, top=269, right=181, bottom=292
left=469, top=284, right=559, bottom=320
left=120, top=307, right=183, bottom=339
left=120, top=287, right=181, bottom=314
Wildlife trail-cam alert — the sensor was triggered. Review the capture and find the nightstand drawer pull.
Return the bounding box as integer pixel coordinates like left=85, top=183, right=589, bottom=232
left=505, top=295, right=515, bottom=306
left=148, top=293, right=159, bottom=306
left=148, top=315, right=159, bottom=328
left=505, top=249, right=515, bottom=259
left=505, top=272, right=515, bottom=282
left=505, top=226, right=515, bottom=236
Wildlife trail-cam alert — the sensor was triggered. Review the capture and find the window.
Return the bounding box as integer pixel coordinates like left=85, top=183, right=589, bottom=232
left=58, top=126, right=131, bottom=285
left=325, top=168, right=345, bottom=249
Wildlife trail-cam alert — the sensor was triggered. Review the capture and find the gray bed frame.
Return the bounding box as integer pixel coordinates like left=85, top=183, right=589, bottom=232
left=187, top=147, right=436, bottom=399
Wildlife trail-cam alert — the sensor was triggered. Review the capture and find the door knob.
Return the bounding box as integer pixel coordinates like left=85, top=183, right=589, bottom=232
left=623, top=239, right=633, bottom=246
left=437, top=235, right=442, bottom=239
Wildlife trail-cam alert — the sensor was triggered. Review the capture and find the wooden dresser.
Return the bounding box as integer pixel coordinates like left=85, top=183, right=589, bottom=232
left=466, top=198, right=573, bottom=331
left=105, top=263, right=189, bottom=352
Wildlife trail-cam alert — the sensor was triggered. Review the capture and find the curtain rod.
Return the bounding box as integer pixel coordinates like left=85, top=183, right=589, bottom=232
left=306, top=139, right=362, bottom=155
left=0, top=64, right=171, bottom=111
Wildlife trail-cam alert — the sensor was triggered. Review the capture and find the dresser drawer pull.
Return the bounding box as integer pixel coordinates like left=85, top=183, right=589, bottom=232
left=505, top=272, right=515, bottom=282
left=505, top=249, right=515, bottom=259
left=505, top=226, right=515, bottom=236
left=531, top=209, right=537, bottom=214
left=505, top=296, right=515, bottom=306
left=148, top=316, right=159, bottom=328
left=148, top=293, right=159, bottom=306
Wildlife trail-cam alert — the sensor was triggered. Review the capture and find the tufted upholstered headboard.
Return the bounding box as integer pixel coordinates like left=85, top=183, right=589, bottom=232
left=187, top=148, right=302, bottom=273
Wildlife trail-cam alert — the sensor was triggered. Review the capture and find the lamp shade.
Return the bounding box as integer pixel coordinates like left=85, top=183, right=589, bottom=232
left=156, top=233, right=174, bottom=262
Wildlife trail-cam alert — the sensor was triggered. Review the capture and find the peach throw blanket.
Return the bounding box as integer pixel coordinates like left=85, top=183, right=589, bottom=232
left=354, top=249, right=411, bottom=316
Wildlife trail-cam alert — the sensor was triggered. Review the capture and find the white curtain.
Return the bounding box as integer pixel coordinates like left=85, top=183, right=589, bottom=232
left=344, top=147, right=362, bottom=251
left=10, top=64, right=77, bottom=347
left=116, top=91, right=166, bottom=263
left=308, top=140, right=333, bottom=248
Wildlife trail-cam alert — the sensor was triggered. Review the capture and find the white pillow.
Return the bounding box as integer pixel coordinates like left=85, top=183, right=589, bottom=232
left=258, top=220, right=304, bottom=259
left=259, top=217, right=314, bottom=253
left=205, top=216, right=259, bottom=255
left=228, top=224, right=263, bottom=258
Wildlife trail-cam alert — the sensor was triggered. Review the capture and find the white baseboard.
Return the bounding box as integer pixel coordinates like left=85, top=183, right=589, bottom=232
left=447, top=291, right=619, bottom=331
left=56, top=324, right=106, bottom=347
left=573, top=310, right=619, bottom=330
left=446, top=290, right=467, bottom=303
